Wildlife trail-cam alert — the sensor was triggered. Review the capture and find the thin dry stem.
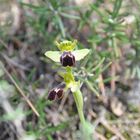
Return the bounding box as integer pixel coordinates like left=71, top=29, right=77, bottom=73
left=0, top=61, right=40, bottom=117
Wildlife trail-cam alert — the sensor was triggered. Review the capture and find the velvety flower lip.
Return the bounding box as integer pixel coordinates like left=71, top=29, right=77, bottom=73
left=56, top=88, right=63, bottom=98
left=60, top=51, right=75, bottom=67
left=48, top=89, right=57, bottom=101
left=48, top=83, right=65, bottom=101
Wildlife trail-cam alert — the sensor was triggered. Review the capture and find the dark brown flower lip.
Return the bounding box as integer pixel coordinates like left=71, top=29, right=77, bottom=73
left=48, top=83, right=65, bottom=101
left=48, top=89, right=57, bottom=101
left=60, top=51, right=75, bottom=67
left=56, top=88, right=64, bottom=99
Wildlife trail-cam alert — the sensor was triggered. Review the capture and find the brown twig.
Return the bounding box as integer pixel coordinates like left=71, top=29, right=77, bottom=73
left=94, top=131, right=108, bottom=140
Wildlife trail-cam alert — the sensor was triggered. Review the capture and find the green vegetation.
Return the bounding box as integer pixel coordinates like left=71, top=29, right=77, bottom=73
left=0, top=0, right=140, bottom=139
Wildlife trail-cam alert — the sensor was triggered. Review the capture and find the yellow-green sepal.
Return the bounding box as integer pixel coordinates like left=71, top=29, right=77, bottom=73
left=45, top=51, right=61, bottom=62
left=72, top=49, right=90, bottom=61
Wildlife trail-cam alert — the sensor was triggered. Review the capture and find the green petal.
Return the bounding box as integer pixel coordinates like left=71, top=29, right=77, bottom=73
left=55, top=40, right=77, bottom=51
left=72, top=49, right=90, bottom=61
left=45, top=51, right=61, bottom=62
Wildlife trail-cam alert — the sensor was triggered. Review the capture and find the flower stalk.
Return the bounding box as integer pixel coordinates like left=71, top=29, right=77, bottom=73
left=45, top=40, right=92, bottom=140
left=73, top=89, right=85, bottom=125
left=64, top=67, right=86, bottom=125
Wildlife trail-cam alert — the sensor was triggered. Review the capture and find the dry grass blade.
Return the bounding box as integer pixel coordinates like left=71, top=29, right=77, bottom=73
left=94, top=131, right=108, bottom=140
left=100, top=118, right=126, bottom=140
left=0, top=61, right=40, bottom=117
left=98, top=74, right=106, bottom=97
left=0, top=38, right=8, bottom=49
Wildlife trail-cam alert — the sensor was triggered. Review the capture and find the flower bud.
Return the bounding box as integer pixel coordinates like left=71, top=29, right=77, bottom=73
left=60, top=51, right=75, bottom=67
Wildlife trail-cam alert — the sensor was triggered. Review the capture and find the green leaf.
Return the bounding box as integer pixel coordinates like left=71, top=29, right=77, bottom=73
left=72, top=49, right=90, bottom=61
left=45, top=51, right=61, bottom=62
left=56, top=15, right=66, bottom=38
left=60, top=12, right=80, bottom=20
left=112, top=0, right=122, bottom=19
left=80, top=121, right=94, bottom=140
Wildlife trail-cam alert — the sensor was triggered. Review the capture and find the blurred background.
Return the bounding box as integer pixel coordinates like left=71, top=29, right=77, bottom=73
left=0, top=0, right=140, bottom=140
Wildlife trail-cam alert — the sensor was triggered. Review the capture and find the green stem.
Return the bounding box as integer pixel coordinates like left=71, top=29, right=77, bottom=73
left=65, top=67, right=93, bottom=140
left=73, top=89, right=86, bottom=125
left=65, top=67, right=86, bottom=125
left=73, top=89, right=93, bottom=140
